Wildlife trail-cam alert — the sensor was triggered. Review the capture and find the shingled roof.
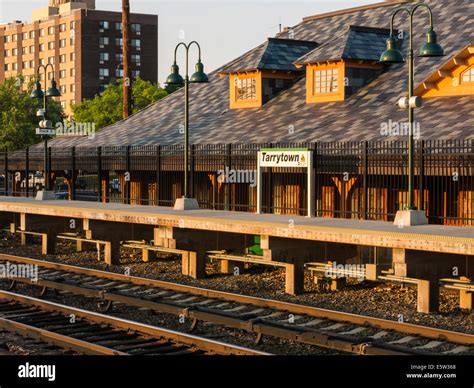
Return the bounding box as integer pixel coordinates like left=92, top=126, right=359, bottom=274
left=295, top=25, right=396, bottom=64
left=219, top=38, right=319, bottom=73
left=49, top=0, right=474, bottom=147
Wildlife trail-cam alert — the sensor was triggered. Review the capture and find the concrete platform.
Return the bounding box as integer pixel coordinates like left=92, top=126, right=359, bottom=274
left=0, top=196, right=472, bottom=255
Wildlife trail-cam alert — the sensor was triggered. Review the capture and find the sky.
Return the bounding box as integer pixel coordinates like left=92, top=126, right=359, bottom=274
left=0, top=0, right=381, bottom=84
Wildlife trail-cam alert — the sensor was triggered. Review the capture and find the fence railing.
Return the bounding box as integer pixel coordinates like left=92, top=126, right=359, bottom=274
left=0, top=140, right=473, bottom=225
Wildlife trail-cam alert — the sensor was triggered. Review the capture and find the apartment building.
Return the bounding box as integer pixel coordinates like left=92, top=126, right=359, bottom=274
left=0, top=0, right=158, bottom=116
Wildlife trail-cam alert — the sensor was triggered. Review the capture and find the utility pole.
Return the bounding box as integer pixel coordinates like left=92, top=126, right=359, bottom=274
left=122, top=0, right=131, bottom=118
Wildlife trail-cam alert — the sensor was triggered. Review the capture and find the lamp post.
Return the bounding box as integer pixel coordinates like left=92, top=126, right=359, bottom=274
left=30, top=64, right=61, bottom=200
left=166, top=41, right=209, bottom=210
left=380, top=3, right=444, bottom=226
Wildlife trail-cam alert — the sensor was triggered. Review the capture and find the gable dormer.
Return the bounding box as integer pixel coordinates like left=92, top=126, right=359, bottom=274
left=219, top=38, right=318, bottom=109
left=295, top=25, right=395, bottom=103
left=415, top=45, right=474, bottom=98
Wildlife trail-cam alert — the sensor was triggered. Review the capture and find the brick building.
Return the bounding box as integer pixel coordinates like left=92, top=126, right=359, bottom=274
left=0, top=0, right=158, bottom=116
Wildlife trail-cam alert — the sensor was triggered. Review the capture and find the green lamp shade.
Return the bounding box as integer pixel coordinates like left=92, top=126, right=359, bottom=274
left=30, top=81, right=44, bottom=99
left=166, top=63, right=184, bottom=85
left=419, top=29, right=444, bottom=57
left=46, top=79, right=61, bottom=97
left=190, top=61, right=209, bottom=83
left=380, top=36, right=404, bottom=64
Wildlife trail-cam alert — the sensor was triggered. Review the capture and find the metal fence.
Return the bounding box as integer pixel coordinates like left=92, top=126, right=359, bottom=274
left=0, top=140, right=473, bottom=225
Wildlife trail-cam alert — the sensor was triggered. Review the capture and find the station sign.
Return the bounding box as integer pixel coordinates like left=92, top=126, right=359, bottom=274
left=36, top=128, right=56, bottom=136
left=257, top=148, right=314, bottom=217
left=259, top=148, right=309, bottom=168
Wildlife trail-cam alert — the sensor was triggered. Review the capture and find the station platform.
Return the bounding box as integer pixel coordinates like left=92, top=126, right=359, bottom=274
left=0, top=196, right=472, bottom=255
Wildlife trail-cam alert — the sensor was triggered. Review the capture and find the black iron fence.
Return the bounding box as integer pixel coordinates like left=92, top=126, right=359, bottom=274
left=0, top=140, right=473, bottom=226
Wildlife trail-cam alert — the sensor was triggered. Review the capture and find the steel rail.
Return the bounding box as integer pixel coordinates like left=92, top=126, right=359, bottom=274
left=0, top=254, right=472, bottom=354
left=0, top=290, right=269, bottom=356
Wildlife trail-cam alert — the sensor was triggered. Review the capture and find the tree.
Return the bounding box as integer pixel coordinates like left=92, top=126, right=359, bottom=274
left=0, top=77, right=64, bottom=151
left=71, top=77, right=168, bottom=130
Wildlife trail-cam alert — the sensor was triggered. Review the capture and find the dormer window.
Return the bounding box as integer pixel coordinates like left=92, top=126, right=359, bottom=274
left=314, top=67, right=339, bottom=94
left=236, top=77, right=257, bottom=101
left=220, top=38, right=318, bottom=109
left=415, top=45, right=474, bottom=98
left=462, top=66, right=474, bottom=83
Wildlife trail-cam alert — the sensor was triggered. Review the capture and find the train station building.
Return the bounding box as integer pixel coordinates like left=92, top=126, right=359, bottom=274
left=1, top=0, right=473, bottom=226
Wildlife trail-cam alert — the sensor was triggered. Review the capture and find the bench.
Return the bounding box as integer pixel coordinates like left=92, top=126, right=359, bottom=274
left=9, top=223, right=49, bottom=255
left=378, top=273, right=439, bottom=313
left=440, top=277, right=473, bottom=310
left=207, top=251, right=303, bottom=295
left=58, top=232, right=111, bottom=262
left=122, top=241, right=197, bottom=273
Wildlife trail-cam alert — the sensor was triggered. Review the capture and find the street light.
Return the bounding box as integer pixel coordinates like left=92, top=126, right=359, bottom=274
left=380, top=3, right=444, bottom=226
left=166, top=41, right=208, bottom=210
left=30, top=64, right=61, bottom=200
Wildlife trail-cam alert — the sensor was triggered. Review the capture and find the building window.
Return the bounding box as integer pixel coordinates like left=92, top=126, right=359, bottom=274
left=48, top=57, right=55, bottom=65
left=12, top=34, right=18, bottom=42
left=116, top=69, right=124, bottom=77
left=99, top=68, right=109, bottom=77
left=60, top=54, right=66, bottom=63
left=70, top=84, right=75, bottom=93
left=60, top=101, right=66, bottom=109
left=132, top=70, right=141, bottom=78
left=60, top=39, right=66, bottom=48
left=462, top=66, right=474, bottom=83
left=70, top=21, right=75, bottom=30
left=22, top=32, right=28, bottom=40
left=131, top=39, right=141, bottom=48
left=99, top=37, right=109, bottom=45
left=115, top=22, right=122, bottom=31
left=236, top=77, right=257, bottom=101
left=99, top=52, right=109, bottom=61
left=48, top=26, right=55, bottom=35
left=29, top=45, right=35, bottom=53
left=59, top=23, right=66, bottom=32
left=132, top=54, right=140, bottom=64
left=22, top=61, right=28, bottom=69
left=48, top=41, right=55, bottom=50
left=99, top=84, right=108, bottom=92
left=99, top=21, right=109, bottom=30
left=47, top=72, right=53, bottom=81
left=115, top=53, right=123, bottom=62
left=70, top=99, right=75, bottom=106
left=70, top=52, right=75, bottom=61
left=60, top=85, right=66, bottom=94
left=39, top=29, right=45, bottom=37
left=22, top=47, right=28, bottom=54
left=4, top=64, right=10, bottom=71
left=40, top=58, right=46, bottom=66
left=314, top=68, right=339, bottom=94
left=30, top=31, right=35, bottom=39
left=70, top=37, right=75, bottom=46
left=12, top=63, right=18, bottom=70
left=70, top=68, right=75, bottom=77
left=131, top=23, right=141, bottom=33
left=4, top=50, right=10, bottom=57
left=12, top=48, right=18, bottom=56
left=39, top=44, right=45, bottom=52
left=30, top=60, right=35, bottom=68
left=4, top=36, right=10, bottom=43
left=115, top=38, right=123, bottom=46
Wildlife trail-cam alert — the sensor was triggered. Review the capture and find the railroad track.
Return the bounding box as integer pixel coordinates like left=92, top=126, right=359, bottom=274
left=0, top=254, right=473, bottom=356
left=0, top=320, right=83, bottom=355
left=0, top=289, right=268, bottom=356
